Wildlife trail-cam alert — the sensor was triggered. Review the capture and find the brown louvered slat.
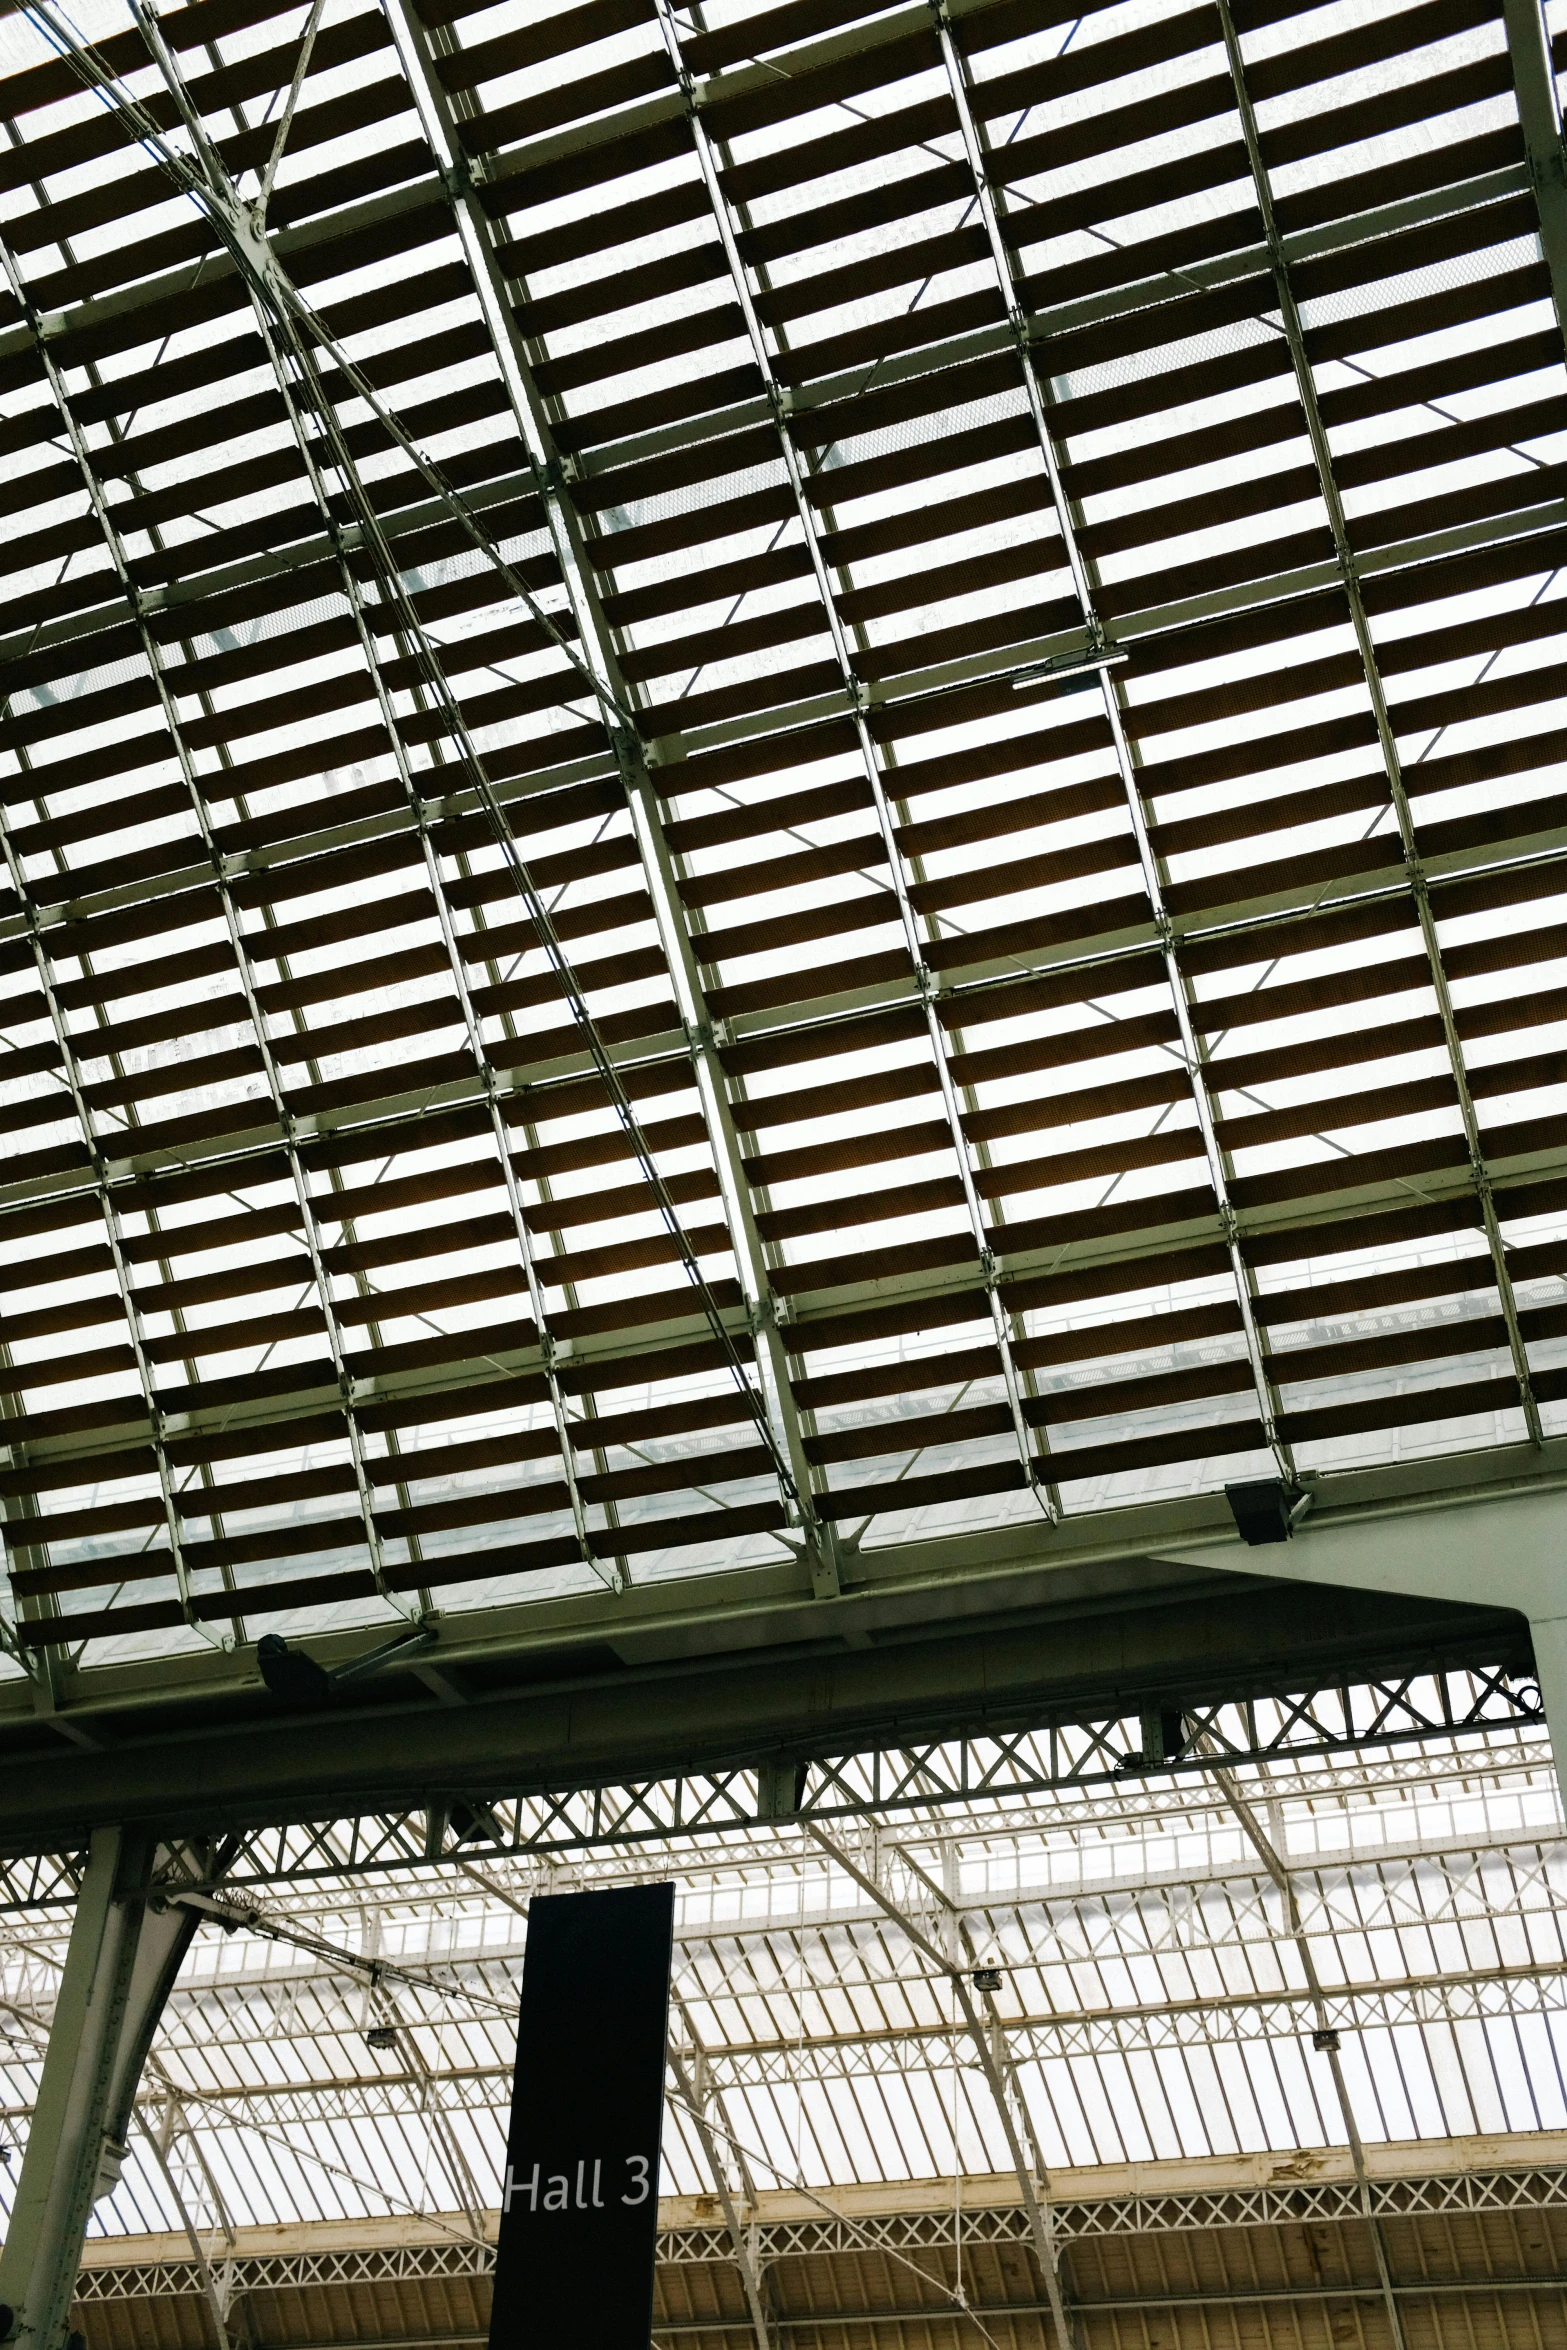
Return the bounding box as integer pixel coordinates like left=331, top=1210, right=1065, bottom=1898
left=0, top=7, right=393, bottom=192
left=1278, top=1376, right=1523, bottom=1447
left=1013, top=1301, right=1246, bottom=1370
left=791, top=1345, right=1004, bottom=1412
left=814, top=1460, right=1029, bottom=1519
left=1, top=0, right=1563, bottom=1667
left=438, top=0, right=654, bottom=82
left=681, top=0, right=895, bottom=75
left=1028, top=1359, right=1259, bottom=1426
left=17, top=78, right=416, bottom=307
left=805, top=1403, right=1014, bottom=1467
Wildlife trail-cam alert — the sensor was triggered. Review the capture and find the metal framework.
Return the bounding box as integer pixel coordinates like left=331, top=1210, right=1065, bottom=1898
left=0, top=1695, right=1552, bottom=2349
left=4, top=12, right=1567, bottom=2342
left=57, top=2156, right=1567, bottom=2299
left=60, top=2145, right=1567, bottom=2301
left=0, top=1696, right=1558, bottom=2228
left=0, top=1662, right=1541, bottom=1909
left=0, top=0, right=1564, bottom=1721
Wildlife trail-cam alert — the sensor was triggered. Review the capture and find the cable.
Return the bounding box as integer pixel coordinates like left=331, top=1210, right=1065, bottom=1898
left=15, top=0, right=814, bottom=1532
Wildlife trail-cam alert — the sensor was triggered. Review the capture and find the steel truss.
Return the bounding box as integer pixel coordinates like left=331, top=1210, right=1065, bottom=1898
left=684, top=1968, right=1567, bottom=2083
left=0, top=7, right=1563, bottom=2302
left=106, top=1857, right=1566, bottom=2109
left=0, top=1666, right=1539, bottom=1912
left=67, top=2161, right=1567, bottom=2300
left=89, top=1967, right=1567, bottom=2130
left=0, top=0, right=1560, bottom=1622
left=6, top=1791, right=1555, bottom=2135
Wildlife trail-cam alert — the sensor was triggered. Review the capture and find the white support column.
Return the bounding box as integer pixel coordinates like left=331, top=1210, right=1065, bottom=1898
left=0, top=1831, right=198, bottom=2350
left=1155, top=1486, right=1567, bottom=1799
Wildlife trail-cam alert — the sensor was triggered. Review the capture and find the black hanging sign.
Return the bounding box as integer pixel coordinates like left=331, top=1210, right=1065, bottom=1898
left=490, top=1881, right=675, bottom=2350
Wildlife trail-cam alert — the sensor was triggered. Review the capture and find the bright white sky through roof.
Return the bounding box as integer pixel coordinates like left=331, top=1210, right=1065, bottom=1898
left=0, top=0, right=1563, bottom=1682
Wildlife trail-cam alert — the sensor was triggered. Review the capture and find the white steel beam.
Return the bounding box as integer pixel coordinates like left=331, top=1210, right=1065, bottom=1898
left=61, top=2139, right=1567, bottom=2296
left=922, top=0, right=1296, bottom=1478
left=804, top=1826, right=1082, bottom=2350
left=97, top=1955, right=1567, bottom=2133
left=372, top=0, right=836, bottom=1587
left=1201, top=1757, right=1408, bottom=2350
left=1211, top=0, right=1545, bottom=1445
left=669, top=2007, right=774, bottom=2350
left=646, top=0, right=1066, bottom=1511
left=1500, top=0, right=1567, bottom=351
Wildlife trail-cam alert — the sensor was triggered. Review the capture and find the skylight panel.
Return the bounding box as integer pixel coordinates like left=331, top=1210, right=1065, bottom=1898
left=0, top=0, right=1564, bottom=1659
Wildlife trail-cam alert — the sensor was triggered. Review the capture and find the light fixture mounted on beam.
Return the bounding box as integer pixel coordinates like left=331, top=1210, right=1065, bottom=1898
left=1008, top=645, right=1129, bottom=696
left=1224, top=1479, right=1313, bottom=1546
left=256, top=1624, right=437, bottom=1711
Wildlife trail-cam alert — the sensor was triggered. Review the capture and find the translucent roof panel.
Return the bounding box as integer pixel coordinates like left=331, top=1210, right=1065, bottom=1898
left=2, top=0, right=1567, bottom=1671
left=0, top=1694, right=1558, bottom=2242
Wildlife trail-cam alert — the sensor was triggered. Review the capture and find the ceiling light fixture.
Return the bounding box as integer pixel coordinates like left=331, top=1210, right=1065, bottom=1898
left=1224, top=1480, right=1313, bottom=1546
left=1009, top=646, right=1129, bottom=695
left=256, top=1625, right=437, bottom=1711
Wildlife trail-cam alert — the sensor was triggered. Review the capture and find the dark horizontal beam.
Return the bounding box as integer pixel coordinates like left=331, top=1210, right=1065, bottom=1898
left=650, top=2280, right=1567, bottom=2330
left=0, top=1555, right=1532, bottom=1861
left=149, top=2273, right=1567, bottom=2349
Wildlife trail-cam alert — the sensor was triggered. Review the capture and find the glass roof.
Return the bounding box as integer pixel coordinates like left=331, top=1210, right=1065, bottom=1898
left=1, top=0, right=1567, bottom=1678
left=0, top=1693, right=1558, bottom=2244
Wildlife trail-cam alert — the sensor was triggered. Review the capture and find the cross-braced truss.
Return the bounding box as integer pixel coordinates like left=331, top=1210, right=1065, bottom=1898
left=0, top=1697, right=1560, bottom=2267
left=0, top=1660, right=1540, bottom=1909
left=4, top=0, right=1567, bottom=1687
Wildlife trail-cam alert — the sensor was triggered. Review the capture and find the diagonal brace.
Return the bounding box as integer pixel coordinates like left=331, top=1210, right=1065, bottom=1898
left=805, top=1825, right=1082, bottom=2350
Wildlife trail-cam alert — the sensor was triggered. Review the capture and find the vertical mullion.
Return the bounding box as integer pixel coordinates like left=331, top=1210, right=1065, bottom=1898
left=926, top=2, right=1301, bottom=1480
left=1213, top=0, right=1545, bottom=1448
left=132, top=0, right=826, bottom=1580
left=0, top=826, right=203, bottom=1640
left=649, top=0, right=1051, bottom=1513
left=373, top=0, right=840, bottom=1567
left=225, top=286, right=612, bottom=1591
left=1501, top=0, right=1567, bottom=352
left=0, top=239, right=408, bottom=1619
left=619, top=781, right=832, bottom=1566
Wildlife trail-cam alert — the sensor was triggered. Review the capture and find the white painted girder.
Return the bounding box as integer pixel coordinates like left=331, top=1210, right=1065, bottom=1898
left=3, top=1820, right=1551, bottom=2062
left=20, top=1959, right=1555, bottom=2139
left=65, top=2143, right=1567, bottom=2294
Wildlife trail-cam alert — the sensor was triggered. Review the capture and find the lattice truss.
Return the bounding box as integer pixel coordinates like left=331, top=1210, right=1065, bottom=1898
left=62, top=2161, right=1567, bottom=2297
left=0, top=1717, right=1560, bottom=2248
left=0, top=0, right=1566, bottom=1666
left=0, top=1660, right=1536, bottom=1906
